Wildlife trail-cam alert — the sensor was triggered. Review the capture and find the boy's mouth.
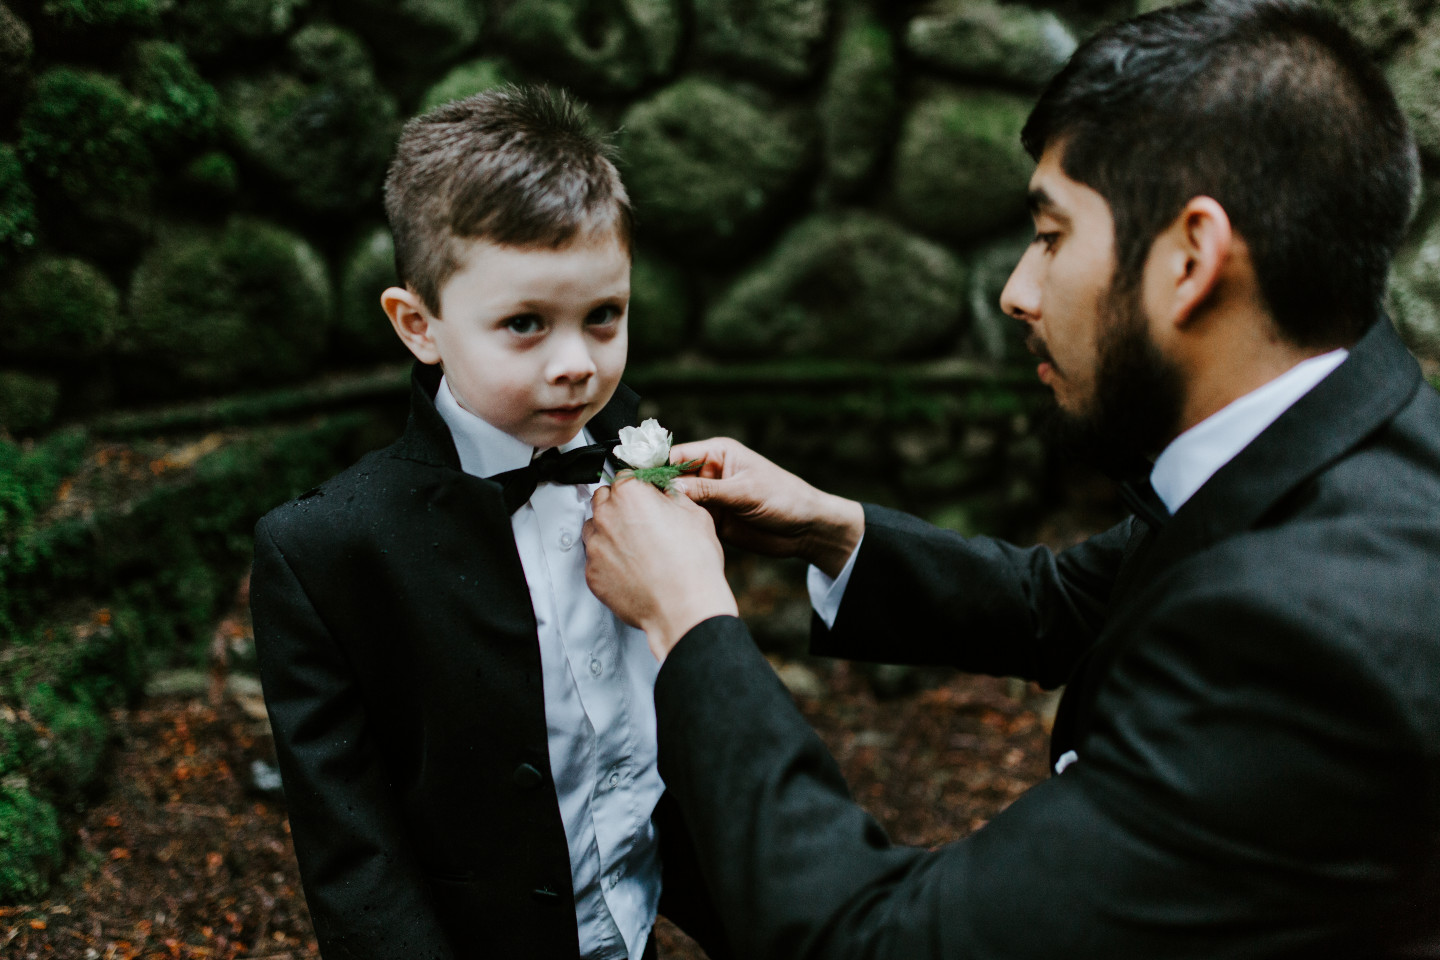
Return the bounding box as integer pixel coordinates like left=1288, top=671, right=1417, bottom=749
left=540, top=402, right=588, bottom=421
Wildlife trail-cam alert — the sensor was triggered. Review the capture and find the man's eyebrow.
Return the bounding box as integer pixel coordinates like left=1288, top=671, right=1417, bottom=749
left=1027, top=188, right=1070, bottom=224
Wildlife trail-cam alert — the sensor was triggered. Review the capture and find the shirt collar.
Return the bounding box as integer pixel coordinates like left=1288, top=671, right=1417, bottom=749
left=433, top=374, right=592, bottom=479
left=1150, top=348, right=1349, bottom=514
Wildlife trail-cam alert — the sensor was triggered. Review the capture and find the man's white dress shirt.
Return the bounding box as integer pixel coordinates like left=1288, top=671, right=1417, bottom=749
left=808, top=348, right=1350, bottom=626
left=437, top=377, right=662, bottom=960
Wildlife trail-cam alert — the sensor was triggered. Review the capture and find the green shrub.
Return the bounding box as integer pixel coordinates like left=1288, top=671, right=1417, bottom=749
left=128, top=41, right=221, bottom=151
left=0, top=257, right=121, bottom=359
left=23, top=684, right=109, bottom=799
left=179, top=150, right=240, bottom=199
left=0, top=145, right=39, bottom=270
left=127, top=217, right=333, bottom=389
left=628, top=253, right=689, bottom=359
left=0, top=779, right=62, bottom=902
left=0, top=3, right=33, bottom=103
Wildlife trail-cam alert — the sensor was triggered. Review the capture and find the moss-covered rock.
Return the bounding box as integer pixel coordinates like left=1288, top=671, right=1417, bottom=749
left=127, top=217, right=332, bottom=390
left=965, top=230, right=1030, bottom=362
left=891, top=86, right=1032, bottom=242
left=179, top=149, right=241, bottom=200
left=0, top=145, right=38, bottom=270
left=171, top=0, right=308, bottom=59
left=704, top=211, right=967, bottom=359
left=817, top=6, right=898, bottom=200
left=0, top=779, right=62, bottom=903
left=1389, top=19, right=1440, bottom=163
left=338, top=225, right=409, bottom=361
left=695, top=0, right=833, bottom=83
left=1317, top=0, right=1426, bottom=54
left=0, top=3, right=33, bottom=107
left=336, top=0, right=482, bottom=67
left=1387, top=209, right=1440, bottom=362
left=619, top=78, right=813, bottom=255
left=497, top=0, right=680, bottom=93
left=629, top=253, right=689, bottom=358
left=37, top=0, right=161, bottom=30
left=127, top=40, right=221, bottom=153
left=18, top=67, right=155, bottom=252
left=0, top=257, right=121, bottom=359
left=418, top=56, right=514, bottom=112
left=0, top=371, right=60, bottom=433
left=224, top=25, right=399, bottom=213
left=906, top=0, right=1076, bottom=89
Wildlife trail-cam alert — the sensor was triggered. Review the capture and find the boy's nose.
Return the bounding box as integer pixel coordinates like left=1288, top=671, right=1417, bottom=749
left=547, top=331, right=598, bottom=384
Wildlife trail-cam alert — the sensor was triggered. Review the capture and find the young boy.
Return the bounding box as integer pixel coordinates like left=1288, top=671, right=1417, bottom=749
left=250, top=87, right=719, bottom=960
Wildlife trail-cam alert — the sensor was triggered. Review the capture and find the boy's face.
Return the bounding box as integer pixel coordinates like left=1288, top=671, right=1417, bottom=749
left=389, top=231, right=630, bottom=450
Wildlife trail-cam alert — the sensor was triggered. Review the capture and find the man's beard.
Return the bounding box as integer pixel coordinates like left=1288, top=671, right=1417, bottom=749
left=1040, top=280, right=1186, bottom=479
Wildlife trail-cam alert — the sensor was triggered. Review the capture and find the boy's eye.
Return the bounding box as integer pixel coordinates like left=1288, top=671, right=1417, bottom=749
left=504, top=314, right=543, bottom=335
left=586, top=304, right=623, bottom=326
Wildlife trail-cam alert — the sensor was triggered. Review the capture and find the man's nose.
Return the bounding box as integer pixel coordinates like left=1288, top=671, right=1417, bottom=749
left=999, top=248, right=1040, bottom=324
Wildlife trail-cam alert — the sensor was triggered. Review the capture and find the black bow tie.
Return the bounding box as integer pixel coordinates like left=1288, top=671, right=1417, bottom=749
left=1117, top=476, right=1170, bottom=530
left=487, top=441, right=616, bottom=515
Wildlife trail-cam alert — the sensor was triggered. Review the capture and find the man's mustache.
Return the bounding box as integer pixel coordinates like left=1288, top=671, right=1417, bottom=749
left=1026, top=334, right=1056, bottom=368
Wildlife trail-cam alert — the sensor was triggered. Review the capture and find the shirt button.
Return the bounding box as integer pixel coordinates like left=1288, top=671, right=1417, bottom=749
left=589, top=658, right=602, bottom=678
left=608, top=771, right=620, bottom=788
left=559, top=531, right=575, bottom=550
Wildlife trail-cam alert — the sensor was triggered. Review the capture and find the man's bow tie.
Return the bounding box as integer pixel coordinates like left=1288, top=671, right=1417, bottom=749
left=1117, top=476, right=1170, bottom=531
left=487, top=441, right=616, bottom=515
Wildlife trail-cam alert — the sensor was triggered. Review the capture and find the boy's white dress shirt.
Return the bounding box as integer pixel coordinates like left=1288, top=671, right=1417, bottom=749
left=437, top=376, right=662, bottom=960
left=808, top=348, right=1350, bottom=626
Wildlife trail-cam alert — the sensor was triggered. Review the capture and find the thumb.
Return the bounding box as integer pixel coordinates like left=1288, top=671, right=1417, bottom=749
left=671, top=474, right=729, bottom=506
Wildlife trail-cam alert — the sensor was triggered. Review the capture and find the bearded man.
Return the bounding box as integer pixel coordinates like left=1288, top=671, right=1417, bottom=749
left=584, top=1, right=1440, bottom=955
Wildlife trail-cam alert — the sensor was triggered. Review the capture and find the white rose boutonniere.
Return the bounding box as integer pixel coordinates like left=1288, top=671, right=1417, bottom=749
left=611, top=418, right=699, bottom=491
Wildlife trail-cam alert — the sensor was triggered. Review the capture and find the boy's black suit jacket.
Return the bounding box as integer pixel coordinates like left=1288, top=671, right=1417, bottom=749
left=251, top=363, right=723, bottom=960
left=654, top=318, right=1440, bottom=958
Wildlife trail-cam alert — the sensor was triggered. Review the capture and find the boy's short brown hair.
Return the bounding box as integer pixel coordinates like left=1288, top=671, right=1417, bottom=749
left=383, top=85, right=633, bottom=315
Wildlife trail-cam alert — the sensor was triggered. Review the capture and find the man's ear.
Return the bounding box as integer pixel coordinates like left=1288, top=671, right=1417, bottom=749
left=381, top=286, right=442, bottom=365
left=1145, top=196, right=1234, bottom=330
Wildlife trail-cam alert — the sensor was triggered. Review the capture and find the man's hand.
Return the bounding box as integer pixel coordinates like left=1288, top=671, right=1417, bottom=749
left=584, top=477, right=739, bottom=661
left=667, top=438, right=864, bottom=578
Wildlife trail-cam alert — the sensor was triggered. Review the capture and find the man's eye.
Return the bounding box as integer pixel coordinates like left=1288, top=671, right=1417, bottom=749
left=505, top=314, right=543, bottom=334
left=587, top=304, right=623, bottom=326
left=1033, top=231, right=1061, bottom=252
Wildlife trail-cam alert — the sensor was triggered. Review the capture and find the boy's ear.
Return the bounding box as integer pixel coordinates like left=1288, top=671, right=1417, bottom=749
left=381, top=286, right=442, bottom=365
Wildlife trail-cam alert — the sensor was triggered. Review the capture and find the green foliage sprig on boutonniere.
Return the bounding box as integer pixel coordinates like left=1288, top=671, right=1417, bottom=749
left=609, top=418, right=699, bottom=491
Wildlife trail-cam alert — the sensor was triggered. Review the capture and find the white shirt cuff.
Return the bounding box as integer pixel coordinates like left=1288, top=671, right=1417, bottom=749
left=806, top=536, right=863, bottom=630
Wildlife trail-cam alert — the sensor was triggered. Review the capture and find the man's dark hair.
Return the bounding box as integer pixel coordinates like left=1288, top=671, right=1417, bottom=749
left=1022, top=0, right=1419, bottom=349
left=383, top=85, right=632, bottom=316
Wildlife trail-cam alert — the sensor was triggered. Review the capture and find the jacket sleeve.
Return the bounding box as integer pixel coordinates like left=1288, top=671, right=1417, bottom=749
left=814, top=505, right=1131, bottom=687
left=658, top=608, right=1425, bottom=960
left=251, top=517, right=458, bottom=960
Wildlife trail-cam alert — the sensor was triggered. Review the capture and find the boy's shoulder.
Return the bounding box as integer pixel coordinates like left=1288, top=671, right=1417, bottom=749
left=255, top=431, right=439, bottom=548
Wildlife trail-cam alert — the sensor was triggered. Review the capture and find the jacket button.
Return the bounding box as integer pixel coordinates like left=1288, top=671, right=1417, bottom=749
left=513, top=763, right=543, bottom=789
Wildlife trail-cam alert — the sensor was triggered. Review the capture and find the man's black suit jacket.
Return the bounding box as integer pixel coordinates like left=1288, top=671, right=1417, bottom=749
left=251, top=363, right=722, bottom=960
left=654, top=318, right=1440, bottom=958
